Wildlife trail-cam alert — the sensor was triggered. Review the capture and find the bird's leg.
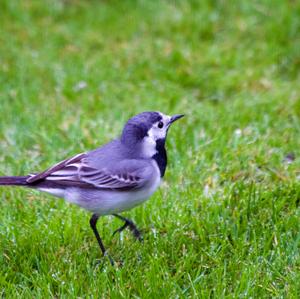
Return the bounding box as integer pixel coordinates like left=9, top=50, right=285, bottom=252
left=89, top=214, right=114, bottom=266
left=112, top=214, right=142, bottom=241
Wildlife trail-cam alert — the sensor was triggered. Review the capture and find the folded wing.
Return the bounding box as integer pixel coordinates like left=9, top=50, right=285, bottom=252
left=27, top=153, right=153, bottom=191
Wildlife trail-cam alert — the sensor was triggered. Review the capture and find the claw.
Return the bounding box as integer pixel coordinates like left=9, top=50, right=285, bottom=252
left=131, top=227, right=143, bottom=242
left=94, top=254, right=114, bottom=267
left=105, top=253, right=115, bottom=266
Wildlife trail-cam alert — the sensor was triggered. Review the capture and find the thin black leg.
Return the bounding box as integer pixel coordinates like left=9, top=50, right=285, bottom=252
left=89, top=214, right=114, bottom=265
left=112, top=214, right=142, bottom=241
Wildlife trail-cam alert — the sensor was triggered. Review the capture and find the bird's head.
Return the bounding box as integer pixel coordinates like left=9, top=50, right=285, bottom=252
left=121, top=111, right=184, bottom=158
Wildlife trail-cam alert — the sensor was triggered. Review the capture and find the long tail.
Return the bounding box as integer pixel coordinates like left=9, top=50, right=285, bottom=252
left=0, top=176, right=30, bottom=186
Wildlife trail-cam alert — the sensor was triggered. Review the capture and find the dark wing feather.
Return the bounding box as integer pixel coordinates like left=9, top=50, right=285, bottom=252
left=26, top=153, right=86, bottom=183
left=27, top=153, right=153, bottom=191
left=78, top=165, right=142, bottom=189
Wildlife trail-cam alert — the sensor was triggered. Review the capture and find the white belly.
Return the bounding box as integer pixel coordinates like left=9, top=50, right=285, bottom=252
left=64, top=162, right=161, bottom=215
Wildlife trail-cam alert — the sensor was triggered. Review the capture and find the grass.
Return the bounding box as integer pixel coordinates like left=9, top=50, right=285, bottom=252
left=0, top=0, right=300, bottom=297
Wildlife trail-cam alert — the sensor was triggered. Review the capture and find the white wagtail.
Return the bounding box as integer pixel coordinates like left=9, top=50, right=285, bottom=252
left=0, top=111, right=183, bottom=264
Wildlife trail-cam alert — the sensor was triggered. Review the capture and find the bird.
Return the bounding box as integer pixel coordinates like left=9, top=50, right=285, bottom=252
left=0, top=111, right=184, bottom=265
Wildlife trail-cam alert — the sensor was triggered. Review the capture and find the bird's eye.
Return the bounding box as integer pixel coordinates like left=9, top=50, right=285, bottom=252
left=158, top=121, right=164, bottom=129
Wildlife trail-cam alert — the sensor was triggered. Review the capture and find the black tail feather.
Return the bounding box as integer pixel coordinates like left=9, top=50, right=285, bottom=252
left=0, top=176, right=30, bottom=186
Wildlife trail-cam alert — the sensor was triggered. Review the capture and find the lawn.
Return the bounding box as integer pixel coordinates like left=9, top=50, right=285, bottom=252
left=0, top=0, right=300, bottom=297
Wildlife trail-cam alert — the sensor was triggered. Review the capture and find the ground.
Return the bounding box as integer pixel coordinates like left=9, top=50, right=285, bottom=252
left=0, top=0, right=300, bottom=297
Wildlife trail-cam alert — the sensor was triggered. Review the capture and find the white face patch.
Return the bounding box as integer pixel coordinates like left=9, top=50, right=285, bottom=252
left=140, top=112, right=171, bottom=158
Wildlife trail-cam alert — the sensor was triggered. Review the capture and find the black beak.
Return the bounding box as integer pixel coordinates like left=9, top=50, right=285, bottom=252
left=169, top=114, right=184, bottom=124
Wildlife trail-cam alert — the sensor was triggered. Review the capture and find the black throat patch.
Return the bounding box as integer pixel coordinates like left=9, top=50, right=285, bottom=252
left=152, top=138, right=167, bottom=177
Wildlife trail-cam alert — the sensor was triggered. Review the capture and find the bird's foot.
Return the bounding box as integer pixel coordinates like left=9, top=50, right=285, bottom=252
left=130, top=225, right=143, bottom=242
left=112, top=222, right=129, bottom=237
left=105, top=252, right=115, bottom=266
left=112, top=219, right=143, bottom=242
left=94, top=253, right=114, bottom=267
